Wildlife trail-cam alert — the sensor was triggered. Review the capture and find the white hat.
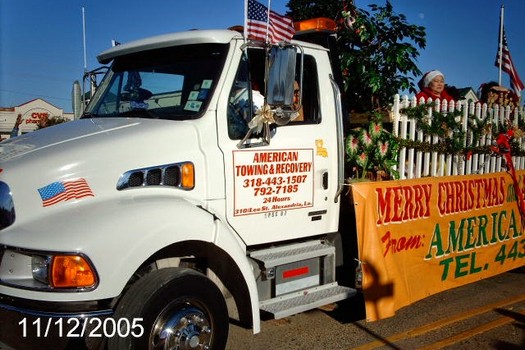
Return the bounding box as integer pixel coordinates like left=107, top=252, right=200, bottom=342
left=418, top=70, right=444, bottom=90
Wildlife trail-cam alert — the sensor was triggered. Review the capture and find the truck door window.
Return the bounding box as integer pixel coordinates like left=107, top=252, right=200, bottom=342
left=227, top=49, right=266, bottom=140
left=227, top=54, right=251, bottom=139
left=226, top=49, right=320, bottom=141
left=293, top=54, right=320, bottom=124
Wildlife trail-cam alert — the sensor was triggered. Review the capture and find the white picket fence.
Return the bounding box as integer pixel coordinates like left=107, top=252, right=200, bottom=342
left=392, top=94, right=525, bottom=179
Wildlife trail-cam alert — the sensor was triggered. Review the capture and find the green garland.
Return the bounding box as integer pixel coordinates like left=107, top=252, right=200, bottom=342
left=345, top=104, right=525, bottom=181
left=398, top=103, right=525, bottom=157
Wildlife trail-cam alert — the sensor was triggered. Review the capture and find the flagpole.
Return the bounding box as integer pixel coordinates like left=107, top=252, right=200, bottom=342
left=244, top=0, right=248, bottom=42
left=498, top=5, right=504, bottom=85
left=266, top=0, right=271, bottom=43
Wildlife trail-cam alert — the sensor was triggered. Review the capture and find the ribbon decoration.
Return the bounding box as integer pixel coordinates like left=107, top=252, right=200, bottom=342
left=236, top=103, right=275, bottom=148
left=491, top=127, right=525, bottom=228
left=248, top=104, right=275, bottom=133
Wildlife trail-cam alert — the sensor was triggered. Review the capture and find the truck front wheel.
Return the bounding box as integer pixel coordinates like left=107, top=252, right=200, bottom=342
left=108, top=267, right=229, bottom=350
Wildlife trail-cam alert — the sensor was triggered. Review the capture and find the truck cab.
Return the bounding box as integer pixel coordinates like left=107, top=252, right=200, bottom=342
left=0, top=18, right=355, bottom=350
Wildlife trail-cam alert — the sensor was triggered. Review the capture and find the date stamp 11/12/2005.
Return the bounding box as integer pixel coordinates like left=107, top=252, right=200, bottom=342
left=18, top=317, right=144, bottom=339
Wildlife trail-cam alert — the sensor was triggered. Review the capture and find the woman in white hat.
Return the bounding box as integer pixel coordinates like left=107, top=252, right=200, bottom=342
left=416, top=70, right=455, bottom=103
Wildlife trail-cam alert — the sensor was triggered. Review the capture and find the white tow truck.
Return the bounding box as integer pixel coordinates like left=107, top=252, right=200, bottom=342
left=0, top=18, right=359, bottom=349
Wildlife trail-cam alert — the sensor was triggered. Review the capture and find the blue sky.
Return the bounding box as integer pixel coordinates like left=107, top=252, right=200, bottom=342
left=1, top=0, right=524, bottom=112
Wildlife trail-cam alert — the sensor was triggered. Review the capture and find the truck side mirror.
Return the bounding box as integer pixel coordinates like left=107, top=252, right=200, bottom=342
left=72, top=80, right=83, bottom=119
left=266, top=46, right=297, bottom=107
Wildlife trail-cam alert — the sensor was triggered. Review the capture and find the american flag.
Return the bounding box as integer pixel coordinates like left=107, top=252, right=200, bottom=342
left=246, top=0, right=295, bottom=44
left=38, top=178, right=94, bottom=207
left=495, top=27, right=524, bottom=97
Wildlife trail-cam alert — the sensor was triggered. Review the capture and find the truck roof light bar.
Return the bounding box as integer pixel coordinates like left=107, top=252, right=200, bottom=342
left=293, top=17, right=337, bottom=35
left=229, top=18, right=337, bottom=39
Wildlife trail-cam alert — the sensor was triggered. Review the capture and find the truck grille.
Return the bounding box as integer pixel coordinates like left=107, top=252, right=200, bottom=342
left=0, top=182, right=15, bottom=230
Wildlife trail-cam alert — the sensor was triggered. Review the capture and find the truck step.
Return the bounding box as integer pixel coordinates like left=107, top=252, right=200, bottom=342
left=259, top=283, right=356, bottom=319
left=250, top=240, right=334, bottom=268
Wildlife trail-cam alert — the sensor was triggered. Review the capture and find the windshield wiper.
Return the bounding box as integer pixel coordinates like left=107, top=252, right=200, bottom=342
left=119, top=109, right=159, bottom=119
left=81, top=112, right=98, bottom=119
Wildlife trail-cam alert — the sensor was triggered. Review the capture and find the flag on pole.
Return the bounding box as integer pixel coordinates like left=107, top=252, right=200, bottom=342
left=495, top=27, right=524, bottom=97
left=246, top=0, right=295, bottom=44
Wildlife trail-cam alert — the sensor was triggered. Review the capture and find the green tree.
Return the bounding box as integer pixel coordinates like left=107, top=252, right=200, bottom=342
left=36, top=116, right=70, bottom=130
left=286, top=0, right=426, bottom=113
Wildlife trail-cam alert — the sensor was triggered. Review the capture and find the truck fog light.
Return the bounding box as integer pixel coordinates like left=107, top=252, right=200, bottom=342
left=31, top=255, right=51, bottom=284
left=51, top=255, right=97, bottom=288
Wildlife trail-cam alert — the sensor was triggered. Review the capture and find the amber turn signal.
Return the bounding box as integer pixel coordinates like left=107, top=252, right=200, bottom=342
left=51, top=255, right=97, bottom=288
left=181, top=162, right=195, bottom=189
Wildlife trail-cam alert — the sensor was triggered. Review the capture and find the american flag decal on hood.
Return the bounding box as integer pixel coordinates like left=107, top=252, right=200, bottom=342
left=38, top=178, right=94, bottom=207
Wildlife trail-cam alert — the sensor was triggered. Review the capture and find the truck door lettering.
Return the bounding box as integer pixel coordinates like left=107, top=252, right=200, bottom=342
left=233, top=149, right=314, bottom=216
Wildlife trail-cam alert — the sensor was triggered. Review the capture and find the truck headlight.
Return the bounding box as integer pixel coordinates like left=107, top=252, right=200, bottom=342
left=33, top=254, right=97, bottom=289
left=31, top=255, right=51, bottom=284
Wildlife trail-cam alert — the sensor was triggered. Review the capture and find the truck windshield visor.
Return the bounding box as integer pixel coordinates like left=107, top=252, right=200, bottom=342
left=84, top=43, right=228, bottom=121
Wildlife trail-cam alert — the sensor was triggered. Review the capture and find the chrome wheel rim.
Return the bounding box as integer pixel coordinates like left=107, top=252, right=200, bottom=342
left=150, top=301, right=213, bottom=350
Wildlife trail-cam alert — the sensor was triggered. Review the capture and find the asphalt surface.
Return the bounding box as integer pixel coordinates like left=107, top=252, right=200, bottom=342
left=1, top=268, right=523, bottom=350
left=226, top=267, right=525, bottom=350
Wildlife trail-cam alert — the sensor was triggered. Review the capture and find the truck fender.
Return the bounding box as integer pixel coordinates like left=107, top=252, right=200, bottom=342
left=112, top=204, right=261, bottom=333
left=211, top=215, right=261, bottom=333
left=0, top=196, right=261, bottom=332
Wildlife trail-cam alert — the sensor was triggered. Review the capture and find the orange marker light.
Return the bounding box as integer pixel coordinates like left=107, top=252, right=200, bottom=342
left=51, top=255, right=96, bottom=288
left=293, top=17, right=337, bottom=34
left=181, top=162, right=195, bottom=189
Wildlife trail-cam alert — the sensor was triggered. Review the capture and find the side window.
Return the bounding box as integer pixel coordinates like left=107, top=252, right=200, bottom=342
left=227, top=55, right=251, bottom=140
left=226, top=49, right=320, bottom=140
left=293, top=55, right=320, bottom=124
left=227, top=49, right=266, bottom=140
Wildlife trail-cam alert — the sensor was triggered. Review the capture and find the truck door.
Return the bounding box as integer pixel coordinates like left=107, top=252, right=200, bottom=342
left=217, top=44, right=342, bottom=246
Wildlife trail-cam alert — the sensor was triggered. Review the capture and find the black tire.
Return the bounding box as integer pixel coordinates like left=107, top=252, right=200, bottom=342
left=108, top=267, right=229, bottom=350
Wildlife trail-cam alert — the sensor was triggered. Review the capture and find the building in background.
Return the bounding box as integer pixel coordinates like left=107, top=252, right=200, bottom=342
left=0, top=99, right=74, bottom=139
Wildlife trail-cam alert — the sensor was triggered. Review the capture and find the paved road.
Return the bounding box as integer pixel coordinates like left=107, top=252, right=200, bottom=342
left=1, top=268, right=522, bottom=349
left=226, top=267, right=525, bottom=349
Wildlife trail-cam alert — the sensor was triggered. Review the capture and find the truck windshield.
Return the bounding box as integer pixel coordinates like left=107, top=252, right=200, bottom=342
left=84, top=43, right=228, bottom=121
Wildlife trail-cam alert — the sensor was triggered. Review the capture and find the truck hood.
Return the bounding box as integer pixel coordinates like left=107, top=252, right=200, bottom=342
left=0, top=118, right=146, bottom=162
left=0, top=118, right=208, bottom=230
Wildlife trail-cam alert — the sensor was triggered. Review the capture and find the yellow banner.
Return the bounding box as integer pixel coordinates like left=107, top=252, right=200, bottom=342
left=350, top=171, right=525, bottom=321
